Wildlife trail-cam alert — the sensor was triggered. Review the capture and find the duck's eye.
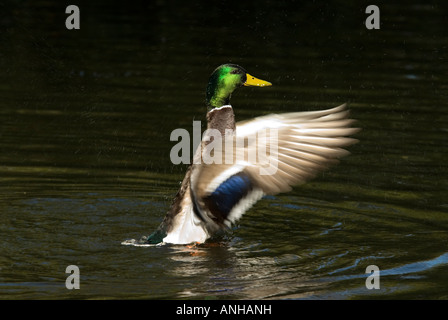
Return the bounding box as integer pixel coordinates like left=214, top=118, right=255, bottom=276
left=230, top=69, right=240, bottom=74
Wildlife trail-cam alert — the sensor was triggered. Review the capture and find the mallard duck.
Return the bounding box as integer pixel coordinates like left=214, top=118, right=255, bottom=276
left=126, top=64, right=359, bottom=245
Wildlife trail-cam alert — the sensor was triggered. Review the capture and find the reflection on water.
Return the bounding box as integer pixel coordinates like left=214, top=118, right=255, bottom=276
left=1, top=1, right=448, bottom=299
left=163, top=242, right=322, bottom=299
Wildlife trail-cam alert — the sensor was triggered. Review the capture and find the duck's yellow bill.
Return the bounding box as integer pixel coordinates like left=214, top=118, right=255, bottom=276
left=244, top=73, right=272, bottom=87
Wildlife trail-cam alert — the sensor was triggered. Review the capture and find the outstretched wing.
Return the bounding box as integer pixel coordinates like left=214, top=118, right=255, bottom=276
left=237, top=103, right=360, bottom=194
left=190, top=103, right=359, bottom=228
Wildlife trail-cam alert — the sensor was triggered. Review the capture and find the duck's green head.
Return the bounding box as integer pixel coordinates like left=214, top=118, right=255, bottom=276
left=206, top=64, right=272, bottom=110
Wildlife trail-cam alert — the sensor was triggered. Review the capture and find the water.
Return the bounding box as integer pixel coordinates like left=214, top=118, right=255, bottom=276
left=1, top=1, right=448, bottom=299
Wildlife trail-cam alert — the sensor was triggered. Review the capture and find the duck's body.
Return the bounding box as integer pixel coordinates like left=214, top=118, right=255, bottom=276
left=127, top=64, right=359, bottom=246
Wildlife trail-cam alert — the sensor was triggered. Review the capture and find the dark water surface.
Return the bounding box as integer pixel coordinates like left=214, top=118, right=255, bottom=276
left=1, top=1, right=448, bottom=299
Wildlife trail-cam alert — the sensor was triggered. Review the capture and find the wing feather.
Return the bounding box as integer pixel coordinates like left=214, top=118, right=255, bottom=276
left=190, top=103, right=360, bottom=229
left=237, top=103, right=360, bottom=194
